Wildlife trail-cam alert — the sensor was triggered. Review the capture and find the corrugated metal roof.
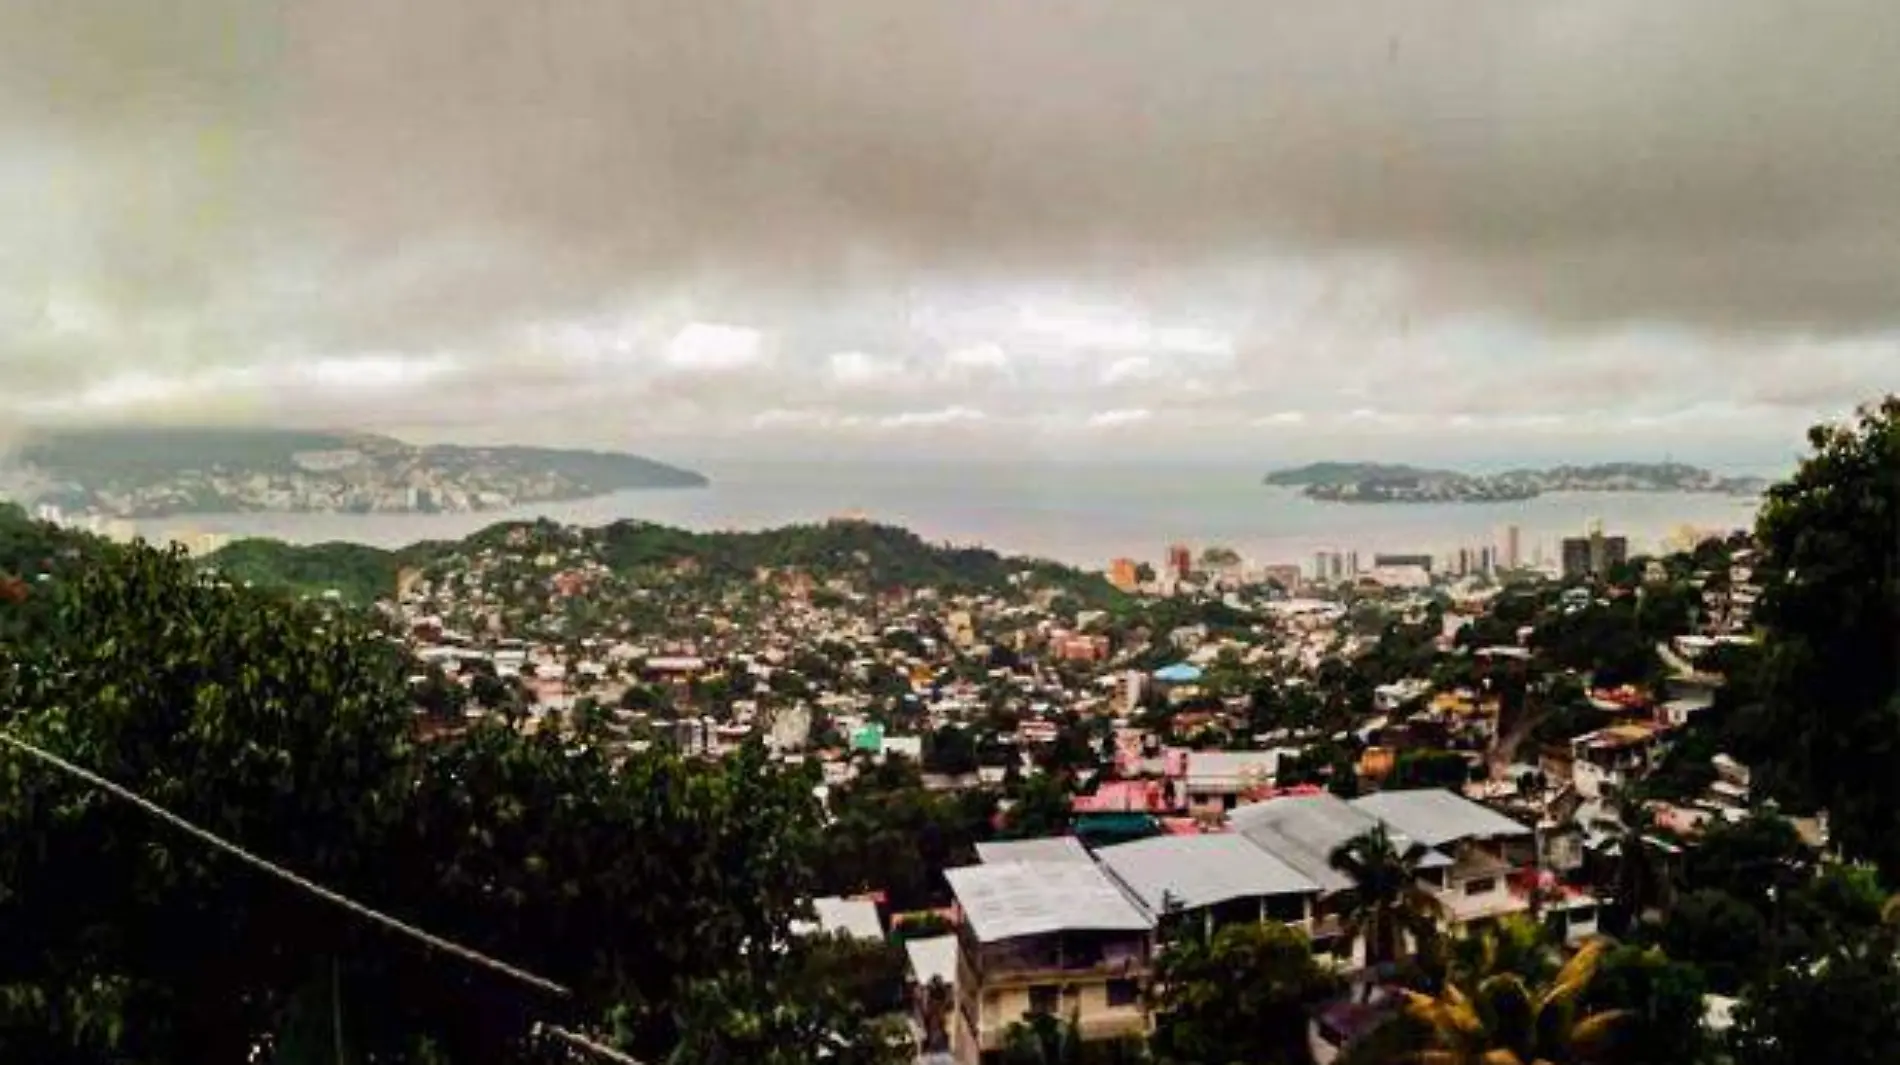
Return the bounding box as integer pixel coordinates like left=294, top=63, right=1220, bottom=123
left=1349, top=789, right=1532, bottom=847
left=905, top=935, right=959, bottom=987
left=945, top=861, right=1154, bottom=943
left=975, top=837, right=1093, bottom=865
left=1229, top=794, right=1380, bottom=893
left=1096, top=834, right=1320, bottom=914
left=1228, top=792, right=1449, bottom=893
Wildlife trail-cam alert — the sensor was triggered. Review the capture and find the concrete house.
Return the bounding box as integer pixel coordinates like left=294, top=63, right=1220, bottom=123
left=1350, top=789, right=1536, bottom=925
left=945, top=861, right=1155, bottom=1064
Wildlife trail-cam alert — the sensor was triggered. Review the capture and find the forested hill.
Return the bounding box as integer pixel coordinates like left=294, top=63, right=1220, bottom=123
left=203, top=517, right=1122, bottom=606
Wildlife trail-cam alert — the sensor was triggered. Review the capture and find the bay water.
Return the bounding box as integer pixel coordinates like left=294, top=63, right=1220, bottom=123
left=143, top=461, right=1763, bottom=571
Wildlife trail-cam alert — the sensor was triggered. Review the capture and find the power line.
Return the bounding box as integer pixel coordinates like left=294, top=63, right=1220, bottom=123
left=0, top=730, right=571, bottom=999
left=537, top=1023, right=648, bottom=1065
left=0, top=730, right=667, bottom=1062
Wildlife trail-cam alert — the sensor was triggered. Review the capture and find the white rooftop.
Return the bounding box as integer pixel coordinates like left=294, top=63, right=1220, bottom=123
left=945, top=861, right=1154, bottom=943
left=905, top=934, right=959, bottom=987
left=1350, top=789, right=1532, bottom=847
left=1096, top=834, right=1321, bottom=914
left=807, top=896, right=884, bottom=941
left=1229, top=792, right=1450, bottom=893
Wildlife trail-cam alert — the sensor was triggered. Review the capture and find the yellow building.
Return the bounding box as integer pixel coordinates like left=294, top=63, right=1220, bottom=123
left=944, top=859, right=1155, bottom=1064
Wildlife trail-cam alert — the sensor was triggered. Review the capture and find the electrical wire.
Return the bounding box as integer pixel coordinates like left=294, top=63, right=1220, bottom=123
left=0, top=729, right=573, bottom=999
left=0, top=728, right=664, bottom=1065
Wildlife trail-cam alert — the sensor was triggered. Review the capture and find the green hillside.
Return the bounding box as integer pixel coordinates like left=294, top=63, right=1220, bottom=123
left=203, top=539, right=411, bottom=604
left=203, top=516, right=1122, bottom=607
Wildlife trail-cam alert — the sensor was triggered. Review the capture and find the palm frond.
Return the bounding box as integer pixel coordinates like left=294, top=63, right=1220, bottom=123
left=1565, top=1008, right=1631, bottom=1055
left=1542, top=941, right=1606, bottom=1011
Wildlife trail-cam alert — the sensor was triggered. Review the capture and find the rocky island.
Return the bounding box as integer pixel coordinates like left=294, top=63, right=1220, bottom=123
left=6, top=427, right=707, bottom=519
left=1265, top=461, right=1767, bottom=503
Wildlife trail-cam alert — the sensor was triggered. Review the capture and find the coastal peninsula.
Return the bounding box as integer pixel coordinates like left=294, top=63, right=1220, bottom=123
left=6, top=427, right=708, bottom=519
left=1265, top=461, right=1767, bottom=503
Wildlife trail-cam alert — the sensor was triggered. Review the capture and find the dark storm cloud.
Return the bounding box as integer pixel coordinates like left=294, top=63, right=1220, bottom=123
left=2, top=0, right=1898, bottom=454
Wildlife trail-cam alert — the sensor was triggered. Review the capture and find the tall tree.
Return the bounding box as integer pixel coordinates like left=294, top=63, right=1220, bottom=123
left=1328, top=826, right=1446, bottom=979
left=1149, top=921, right=1342, bottom=1065
left=1002, top=772, right=1074, bottom=840
left=0, top=535, right=875, bottom=1065
left=1754, top=396, right=1900, bottom=879
left=0, top=542, right=418, bottom=1063
left=1729, top=936, right=1900, bottom=1065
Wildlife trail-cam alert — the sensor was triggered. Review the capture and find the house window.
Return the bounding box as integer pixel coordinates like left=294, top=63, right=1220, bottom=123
left=1264, top=893, right=1308, bottom=923
left=1107, top=979, right=1140, bottom=1008
left=1028, top=985, right=1060, bottom=1016
left=1464, top=877, right=1498, bottom=896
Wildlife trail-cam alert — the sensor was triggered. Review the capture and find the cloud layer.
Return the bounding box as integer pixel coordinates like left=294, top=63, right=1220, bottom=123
left=2, top=0, right=1898, bottom=463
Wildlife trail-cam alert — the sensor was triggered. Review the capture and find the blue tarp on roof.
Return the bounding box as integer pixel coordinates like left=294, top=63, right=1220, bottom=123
left=1152, top=663, right=1204, bottom=683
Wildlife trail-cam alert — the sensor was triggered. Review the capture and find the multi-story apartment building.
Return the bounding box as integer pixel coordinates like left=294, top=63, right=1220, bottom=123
left=1561, top=529, right=1630, bottom=580
left=1167, top=544, right=1193, bottom=581
left=944, top=860, right=1156, bottom=1064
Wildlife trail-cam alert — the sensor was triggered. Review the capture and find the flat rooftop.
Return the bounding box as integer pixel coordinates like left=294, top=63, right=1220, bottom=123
left=1096, top=834, right=1320, bottom=914
left=945, top=861, right=1154, bottom=943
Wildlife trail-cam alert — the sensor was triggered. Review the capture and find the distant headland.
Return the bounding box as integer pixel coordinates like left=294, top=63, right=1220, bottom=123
left=1264, top=461, right=1767, bottom=504
left=4, top=427, right=708, bottom=519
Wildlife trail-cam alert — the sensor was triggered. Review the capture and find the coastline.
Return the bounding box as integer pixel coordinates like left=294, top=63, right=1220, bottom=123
left=112, top=463, right=1764, bottom=570
left=1297, top=488, right=1760, bottom=505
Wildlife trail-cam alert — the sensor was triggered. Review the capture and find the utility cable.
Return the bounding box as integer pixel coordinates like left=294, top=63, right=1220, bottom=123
left=0, top=729, right=572, bottom=999
left=0, top=730, right=657, bottom=1061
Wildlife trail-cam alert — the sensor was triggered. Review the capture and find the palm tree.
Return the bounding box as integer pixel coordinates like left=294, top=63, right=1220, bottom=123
left=1329, top=825, right=1448, bottom=982
left=1400, top=939, right=1627, bottom=1065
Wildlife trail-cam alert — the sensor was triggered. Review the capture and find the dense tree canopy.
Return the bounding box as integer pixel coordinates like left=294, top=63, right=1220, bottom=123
left=814, top=757, right=998, bottom=911
left=0, top=536, right=866, bottom=1064
left=1754, top=397, right=1900, bottom=879
left=1150, top=921, right=1341, bottom=1065
left=1581, top=944, right=1709, bottom=1065
left=1729, top=936, right=1900, bottom=1065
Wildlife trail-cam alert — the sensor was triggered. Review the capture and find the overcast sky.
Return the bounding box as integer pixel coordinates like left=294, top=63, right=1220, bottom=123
left=2, top=1, right=1897, bottom=469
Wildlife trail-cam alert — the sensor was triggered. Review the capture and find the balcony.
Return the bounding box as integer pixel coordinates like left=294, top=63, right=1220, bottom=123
left=967, top=933, right=1151, bottom=987
left=974, top=950, right=1148, bottom=987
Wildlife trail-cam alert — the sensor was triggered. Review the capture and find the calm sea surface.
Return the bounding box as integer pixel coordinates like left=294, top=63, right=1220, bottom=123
left=145, top=461, right=1763, bottom=570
